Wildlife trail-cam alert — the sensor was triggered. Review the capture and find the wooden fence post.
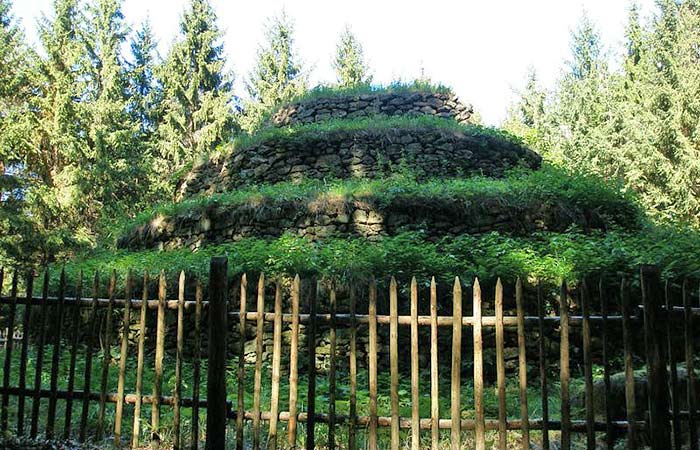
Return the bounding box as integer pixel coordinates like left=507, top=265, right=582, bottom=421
left=207, top=257, right=228, bottom=450
left=472, top=278, right=484, bottom=450
left=151, top=271, right=167, bottom=441
left=559, top=280, right=570, bottom=450
left=640, top=265, right=671, bottom=449
left=621, top=278, right=638, bottom=450
left=306, top=279, right=318, bottom=450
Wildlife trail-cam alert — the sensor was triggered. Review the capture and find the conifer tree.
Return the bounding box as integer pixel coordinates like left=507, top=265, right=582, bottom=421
left=24, top=0, right=92, bottom=262
left=567, top=13, right=604, bottom=80
left=550, top=13, right=613, bottom=171
left=624, top=2, right=644, bottom=80
left=0, top=0, right=32, bottom=171
left=507, top=2, right=700, bottom=223
left=125, top=19, right=166, bottom=202
left=503, top=69, right=549, bottom=150
left=650, top=0, right=700, bottom=220
left=34, top=0, right=86, bottom=177
left=84, top=0, right=142, bottom=216
left=333, top=25, right=372, bottom=88
left=243, top=11, right=307, bottom=132
left=128, top=19, right=162, bottom=137
left=0, top=0, right=39, bottom=265
left=159, top=0, right=234, bottom=172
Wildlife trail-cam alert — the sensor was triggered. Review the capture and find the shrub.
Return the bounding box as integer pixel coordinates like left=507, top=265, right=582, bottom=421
left=278, top=80, right=454, bottom=107
left=60, top=225, right=700, bottom=289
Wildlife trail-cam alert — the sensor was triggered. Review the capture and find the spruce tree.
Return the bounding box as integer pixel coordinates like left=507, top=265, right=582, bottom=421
left=567, top=13, right=604, bottom=80
left=25, top=0, right=92, bottom=262
left=550, top=14, right=614, bottom=171
left=333, top=25, right=372, bottom=88
left=84, top=0, right=141, bottom=216
left=243, top=11, right=307, bottom=132
left=34, top=0, right=85, bottom=175
left=127, top=19, right=162, bottom=137
left=159, top=0, right=234, bottom=172
left=655, top=0, right=700, bottom=220
left=507, top=2, right=700, bottom=224
left=0, top=0, right=39, bottom=265
left=624, top=2, right=644, bottom=79
left=124, top=19, right=167, bottom=202
left=0, top=0, right=32, bottom=170
left=503, top=69, right=550, bottom=151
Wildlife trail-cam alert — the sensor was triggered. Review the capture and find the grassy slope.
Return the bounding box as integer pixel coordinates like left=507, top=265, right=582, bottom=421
left=121, top=166, right=641, bottom=239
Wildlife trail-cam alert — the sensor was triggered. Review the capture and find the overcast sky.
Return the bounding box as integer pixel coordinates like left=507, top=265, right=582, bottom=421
left=12, top=0, right=655, bottom=125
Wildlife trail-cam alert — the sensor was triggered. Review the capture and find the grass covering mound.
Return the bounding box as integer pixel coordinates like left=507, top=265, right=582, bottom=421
left=278, top=80, right=453, bottom=107
left=122, top=166, right=642, bottom=240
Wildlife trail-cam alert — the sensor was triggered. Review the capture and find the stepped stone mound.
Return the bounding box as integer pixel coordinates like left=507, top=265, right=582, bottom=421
left=120, top=89, right=568, bottom=251
left=177, top=127, right=541, bottom=199
left=271, top=91, right=473, bottom=127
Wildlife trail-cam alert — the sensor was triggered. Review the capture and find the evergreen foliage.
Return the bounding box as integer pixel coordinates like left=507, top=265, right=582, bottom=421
left=158, top=0, right=235, bottom=173
left=0, top=0, right=238, bottom=266
left=333, top=25, right=372, bottom=88
left=0, top=0, right=38, bottom=266
left=83, top=0, right=143, bottom=218
left=242, top=11, right=307, bottom=132
left=506, top=1, right=700, bottom=224
left=21, top=0, right=90, bottom=263
left=127, top=19, right=162, bottom=138
left=124, top=19, right=166, bottom=202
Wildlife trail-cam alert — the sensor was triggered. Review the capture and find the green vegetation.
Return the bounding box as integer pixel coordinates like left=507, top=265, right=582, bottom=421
left=282, top=79, right=453, bottom=107
left=2, top=0, right=700, bottom=273
left=5, top=1, right=700, bottom=448
left=248, top=79, right=454, bottom=133
left=120, top=166, right=642, bottom=238
left=241, top=11, right=309, bottom=133
left=0, top=0, right=238, bottom=267
left=61, top=225, right=700, bottom=287
left=333, top=25, right=373, bottom=88
left=158, top=0, right=235, bottom=172
left=505, top=3, right=700, bottom=225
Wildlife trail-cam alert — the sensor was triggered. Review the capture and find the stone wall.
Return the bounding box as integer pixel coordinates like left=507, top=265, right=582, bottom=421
left=270, top=91, right=473, bottom=127
left=119, top=193, right=618, bottom=251
left=177, top=127, right=541, bottom=199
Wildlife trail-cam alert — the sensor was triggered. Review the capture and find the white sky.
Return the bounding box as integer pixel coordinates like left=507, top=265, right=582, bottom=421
left=12, top=0, right=655, bottom=125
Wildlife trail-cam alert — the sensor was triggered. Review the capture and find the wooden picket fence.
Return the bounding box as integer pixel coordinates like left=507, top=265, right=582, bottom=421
left=0, top=257, right=697, bottom=450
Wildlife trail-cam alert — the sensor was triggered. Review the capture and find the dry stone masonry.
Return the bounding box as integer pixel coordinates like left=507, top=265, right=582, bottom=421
left=118, top=193, right=628, bottom=251
left=177, top=127, right=541, bottom=199
left=271, top=91, right=473, bottom=126
left=125, top=90, right=550, bottom=252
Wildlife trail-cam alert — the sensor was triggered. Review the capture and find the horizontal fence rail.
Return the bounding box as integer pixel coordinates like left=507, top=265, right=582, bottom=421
left=0, top=261, right=697, bottom=450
